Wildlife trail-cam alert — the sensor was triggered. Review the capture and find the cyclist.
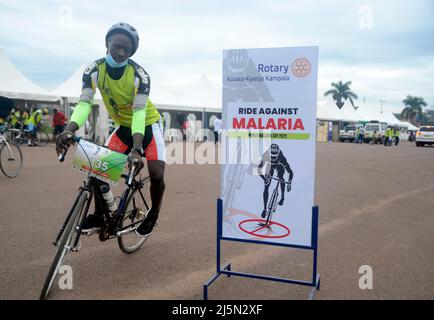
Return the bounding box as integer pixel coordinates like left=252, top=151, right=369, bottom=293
left=28, top=108, right=49, bottom=146
left=7, top=109, right=21, bottom=129
left=258, top=144, right=293, bottom=218
left=22, top=108, right=30, bottom=130
left=56, top=22, right=165, bottom=237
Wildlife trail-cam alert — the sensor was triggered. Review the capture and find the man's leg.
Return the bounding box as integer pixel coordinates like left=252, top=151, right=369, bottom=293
left=147, top=160, right=166, bottom=215
left=277, top=167, right=285, bottom=205
left=137, top=120, right=166, bottom=236
left=262, top=184, right=270, bottom=218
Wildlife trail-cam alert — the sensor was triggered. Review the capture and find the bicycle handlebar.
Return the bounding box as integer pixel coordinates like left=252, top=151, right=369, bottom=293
left=57, top=135, right=80, bottom=162
left=57, top=135, right=141, bottom=184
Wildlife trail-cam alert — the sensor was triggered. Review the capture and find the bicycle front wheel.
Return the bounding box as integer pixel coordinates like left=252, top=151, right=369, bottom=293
left=118, top=177, right=151, bottom=254
left=0, top=142, right=23, bottom=178
left=39, top=191, right=89, bottom=300
left=4, top=130, right=15, bottom=143
left=36, top=132, right=49, bottom=146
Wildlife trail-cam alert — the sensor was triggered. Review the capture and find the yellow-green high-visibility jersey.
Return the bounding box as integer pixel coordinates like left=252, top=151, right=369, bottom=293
left=70, top=58, right=160, bottom=135
left=29, top=110, right=42, bottom=125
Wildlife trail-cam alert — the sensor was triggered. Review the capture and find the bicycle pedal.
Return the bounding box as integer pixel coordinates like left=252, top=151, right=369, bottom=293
left=81, top=228, right=100, bottom=236
left=71, top=241, right=81, bottom=252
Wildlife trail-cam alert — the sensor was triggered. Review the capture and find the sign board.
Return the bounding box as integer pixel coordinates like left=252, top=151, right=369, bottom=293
left=328, top=121, right=333, bottom=142
left=72, top=139, right=128, bottom=185
left=221, top=47, right=318, bottom=247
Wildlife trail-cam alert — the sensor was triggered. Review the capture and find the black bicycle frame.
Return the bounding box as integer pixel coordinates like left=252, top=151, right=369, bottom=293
left=53, top=173, right=149, bottom=247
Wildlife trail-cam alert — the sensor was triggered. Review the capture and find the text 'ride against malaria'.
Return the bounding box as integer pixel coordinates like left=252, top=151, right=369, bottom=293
left=232, top=107, right=304, bottom=130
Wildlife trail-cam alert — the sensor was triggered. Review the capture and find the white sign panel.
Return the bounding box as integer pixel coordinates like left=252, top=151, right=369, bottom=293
left=221, top=47, right=318, bottom=247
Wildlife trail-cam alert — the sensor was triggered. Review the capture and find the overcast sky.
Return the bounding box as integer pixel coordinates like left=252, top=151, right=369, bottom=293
left=1, top=0, right=433, bottom=113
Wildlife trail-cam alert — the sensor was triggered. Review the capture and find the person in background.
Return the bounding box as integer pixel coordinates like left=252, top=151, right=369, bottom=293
left=408, top=130, right=415, bottom=142
left=384, top=126, right=392, bottom=146
left=393, top=126, right=400, bottom=146
left=182, top=118, right=188, bottom=142
left=7, top=108, right=21, bottom=129
left=0, top=117, right=5, bottom=133
left=369, top=130, right=376, bottom=144
left=358, top=125, right=364, bottom=144
left=52, top=108, right=68, bottom=138
left=354, top=126, right=360, bottom=144
left=28, top=108, right=49, bottom=146
left=22, top=108, right=30, bottom=130
left=213, top=114, right=222, bottom=144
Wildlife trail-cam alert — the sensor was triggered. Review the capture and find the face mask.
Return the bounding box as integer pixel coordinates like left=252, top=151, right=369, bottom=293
left=106, top=53, right=128, bottom=68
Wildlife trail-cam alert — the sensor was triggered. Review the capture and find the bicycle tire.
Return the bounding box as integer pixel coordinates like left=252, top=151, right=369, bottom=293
left=36, top=132, right=49, bottom=146
left=4, top=130, right=15, bottom=143
left=39, top=191, right=88, bottom=300
left=264, top=188, right=278, bottom=225
left=118, top=177, right=151, bottom=254
left=0, top=142, right=23, bottom=178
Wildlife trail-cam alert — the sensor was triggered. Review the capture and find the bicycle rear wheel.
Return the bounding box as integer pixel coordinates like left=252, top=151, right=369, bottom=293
left=39, top=191, right=89, bottom=300
left=0, top=142, right=23, bottom=178
left=36, top=132, right=49, bottom=146
left=118, top=177, right=151, bottom=254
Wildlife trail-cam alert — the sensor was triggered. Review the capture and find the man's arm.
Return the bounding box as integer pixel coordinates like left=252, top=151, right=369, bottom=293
left=280, top=153, right=293, bottom=181
left=131, top=63, right=151, bottom=151
left=258, top=159, right=265, bottom=179
left=66, top=62, right=98, bottom=133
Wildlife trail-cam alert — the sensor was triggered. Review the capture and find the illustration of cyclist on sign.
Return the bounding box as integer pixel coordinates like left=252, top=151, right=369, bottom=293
left=257, top=143, right=293, bottom=227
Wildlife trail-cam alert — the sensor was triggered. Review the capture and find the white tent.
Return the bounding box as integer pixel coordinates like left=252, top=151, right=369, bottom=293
left=400, top=121, right=418, bottom=131
left=148, top=74, right=183, bottom=107
left=355, top=107, right=385, bottom=123
left=317, top=100, right=341, bottom=121
left=338, top=103, right=363, bottom=122
left=50, top=63, right=109, bottom=143
left=317, top=100, right=363, bottom=122
left=178, top=74, right=221, bottom=109
left=0, top=48, right=58, bottom=101
left=50, top=63, right=102, bottom=103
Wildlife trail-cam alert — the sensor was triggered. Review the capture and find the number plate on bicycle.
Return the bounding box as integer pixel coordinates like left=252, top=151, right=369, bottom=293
left=72, top=140, right=128, bottom=185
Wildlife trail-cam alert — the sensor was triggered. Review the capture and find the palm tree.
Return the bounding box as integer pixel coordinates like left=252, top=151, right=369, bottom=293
left=324, top=80, right=358, bottom=109
left=401, top=95, right=427, bottom=124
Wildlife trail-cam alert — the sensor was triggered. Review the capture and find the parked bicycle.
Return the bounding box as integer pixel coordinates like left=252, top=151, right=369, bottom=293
left=39, top=136, right=151, bottom=300
left=0, top=133, right=23, bottom=178
left=4, top=122, right=49, bottom=146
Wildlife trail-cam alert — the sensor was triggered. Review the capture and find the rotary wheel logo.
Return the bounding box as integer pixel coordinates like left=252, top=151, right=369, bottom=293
left=291, top=57, right=311, bottom=78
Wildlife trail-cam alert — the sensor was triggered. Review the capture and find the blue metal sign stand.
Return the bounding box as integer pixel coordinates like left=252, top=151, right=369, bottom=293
left=203, top=198, right=320, bottom=300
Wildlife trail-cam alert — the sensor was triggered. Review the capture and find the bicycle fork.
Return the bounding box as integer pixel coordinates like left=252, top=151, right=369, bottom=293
left=53, top=187, right=91, bottom=252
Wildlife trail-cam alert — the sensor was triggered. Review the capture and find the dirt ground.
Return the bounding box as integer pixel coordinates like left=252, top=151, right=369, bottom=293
left=0, top=141, right=433, bottom=300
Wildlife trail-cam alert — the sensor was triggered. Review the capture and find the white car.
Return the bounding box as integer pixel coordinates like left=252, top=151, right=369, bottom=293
left=364, top=122, right=387, bottom=144
left=415, top=126, right=434, bottom=147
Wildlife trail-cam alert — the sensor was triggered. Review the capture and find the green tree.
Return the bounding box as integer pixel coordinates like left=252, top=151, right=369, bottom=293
left=324, top=80, right=358, bottom=109
left=401, top=95, right=427, bottom=125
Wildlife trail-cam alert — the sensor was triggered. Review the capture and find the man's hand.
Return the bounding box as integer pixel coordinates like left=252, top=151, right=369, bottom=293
left=263, top=174, right=271, bottom=186
left=55, top=131, right=76, bottom=157
left=286, top=181, right=292, bottom=192
left=129, top=149, right=144, bottom=175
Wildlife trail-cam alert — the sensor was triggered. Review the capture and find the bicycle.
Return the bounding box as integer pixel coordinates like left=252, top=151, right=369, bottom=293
left=39, top=136, right=151, bottom=300
left=0, top=133, right=23, bottom=178
left=4, top=122, right=49, bottom=146
left=260, top=176, right=291, bottom=229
